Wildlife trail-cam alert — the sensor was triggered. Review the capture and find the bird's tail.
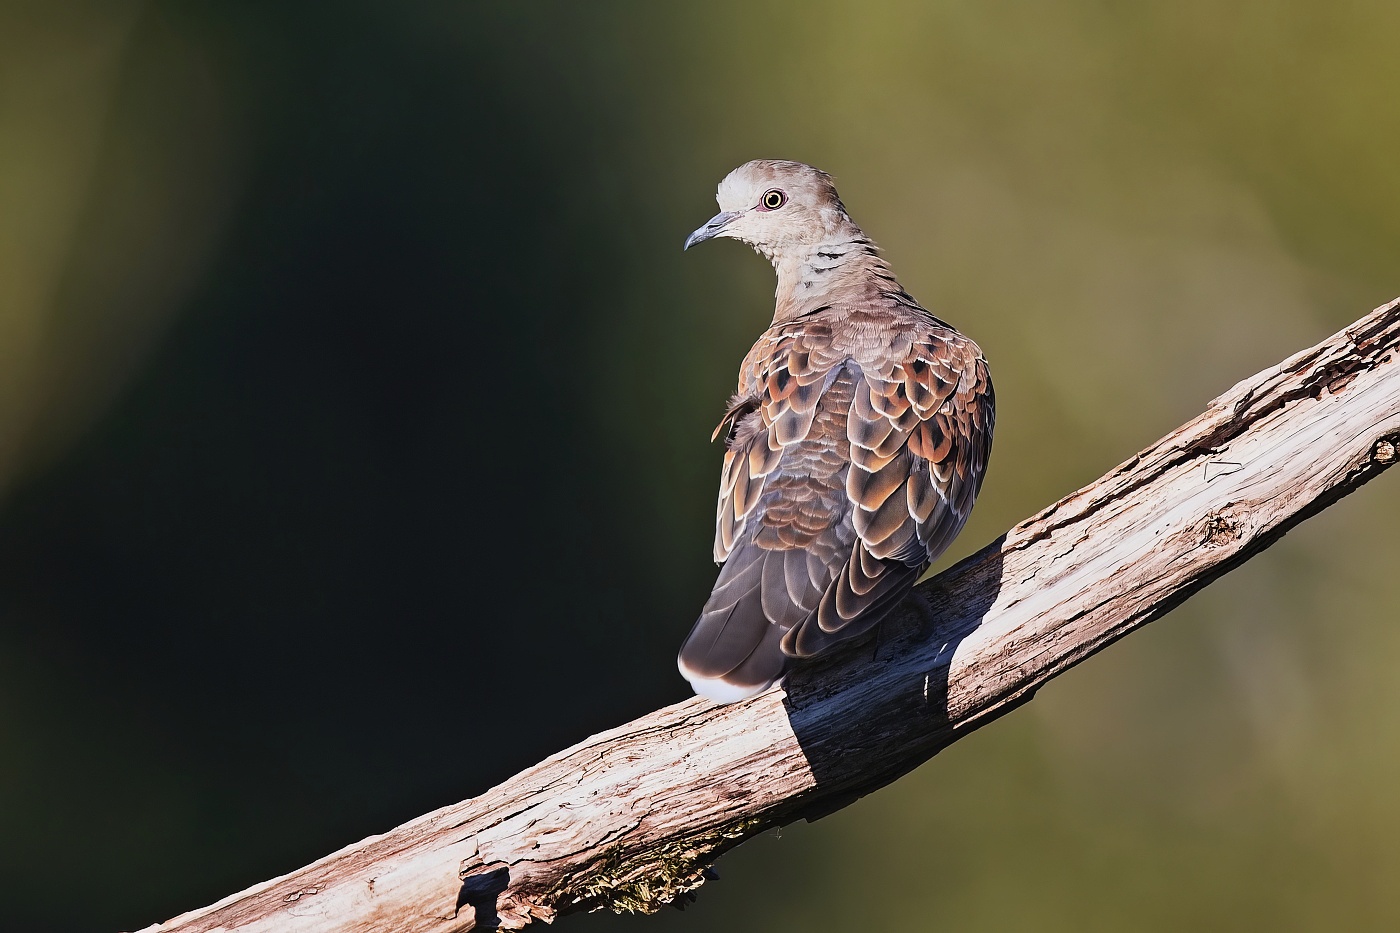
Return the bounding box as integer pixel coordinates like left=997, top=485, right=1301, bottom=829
left=677, top=543, right=795, bottom=703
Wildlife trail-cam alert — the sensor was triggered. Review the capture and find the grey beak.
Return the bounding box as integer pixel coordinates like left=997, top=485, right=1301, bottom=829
left=684, top=210, right=741, bottom=250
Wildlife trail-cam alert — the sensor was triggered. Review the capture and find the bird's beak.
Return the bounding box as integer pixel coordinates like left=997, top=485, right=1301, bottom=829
left=684, top=210, right=741, bottom=250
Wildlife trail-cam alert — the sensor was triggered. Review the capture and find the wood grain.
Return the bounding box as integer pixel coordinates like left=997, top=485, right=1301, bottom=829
left=137, top=298, right=1400, bottom=933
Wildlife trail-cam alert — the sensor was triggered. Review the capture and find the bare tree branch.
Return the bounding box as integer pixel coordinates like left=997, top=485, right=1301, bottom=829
left=137, top=298, right=1400, bottom=933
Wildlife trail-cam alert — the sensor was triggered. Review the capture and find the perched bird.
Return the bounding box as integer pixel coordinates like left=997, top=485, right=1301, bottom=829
left=677, top=160, right=995, bottom=703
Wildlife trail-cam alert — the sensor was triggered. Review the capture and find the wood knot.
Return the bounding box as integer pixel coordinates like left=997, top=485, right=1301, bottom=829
left=1200, top=511, right=1241, bottom=547
left=1374, top=437, right=1397, bottom=465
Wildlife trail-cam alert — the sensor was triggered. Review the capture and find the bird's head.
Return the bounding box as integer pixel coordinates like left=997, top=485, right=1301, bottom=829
left=684, top=160, right=853, bottom=258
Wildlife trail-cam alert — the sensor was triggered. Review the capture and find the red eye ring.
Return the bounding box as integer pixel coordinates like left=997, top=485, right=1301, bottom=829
left=758, top=188, right=787, bottom=211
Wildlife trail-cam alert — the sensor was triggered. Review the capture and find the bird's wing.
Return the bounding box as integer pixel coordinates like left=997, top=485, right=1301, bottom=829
left=679, top=319, right=994, bottom=697
left=784, top=326, right=995, bottom=657
left=680, top=326, right=846, bottom=695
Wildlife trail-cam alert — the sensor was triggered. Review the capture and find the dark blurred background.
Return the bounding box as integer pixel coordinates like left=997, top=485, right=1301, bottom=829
left=2, top=2, right=1398, bottom=930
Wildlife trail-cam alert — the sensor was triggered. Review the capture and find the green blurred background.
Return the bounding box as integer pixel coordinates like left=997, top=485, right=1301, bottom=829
left=1, top=1, right=1398, bottom=930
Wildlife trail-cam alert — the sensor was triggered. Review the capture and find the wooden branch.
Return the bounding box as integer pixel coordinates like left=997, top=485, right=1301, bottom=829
left=137, top=298, right=1400, bottom=933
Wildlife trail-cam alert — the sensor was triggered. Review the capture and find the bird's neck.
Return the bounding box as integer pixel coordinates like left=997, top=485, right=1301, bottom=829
left=768, top=226, right=901, bottom=323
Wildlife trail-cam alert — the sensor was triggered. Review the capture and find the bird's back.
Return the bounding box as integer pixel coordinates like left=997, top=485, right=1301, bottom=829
left=678, top=298, right=994, bottom=702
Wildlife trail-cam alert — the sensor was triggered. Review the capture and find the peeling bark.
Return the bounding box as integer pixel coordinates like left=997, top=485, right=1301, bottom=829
left=136, top=298, right=1400, bottom=933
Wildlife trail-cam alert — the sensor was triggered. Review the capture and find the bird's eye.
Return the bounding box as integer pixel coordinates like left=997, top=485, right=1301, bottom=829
left=760, top=188, right=787, bottom=211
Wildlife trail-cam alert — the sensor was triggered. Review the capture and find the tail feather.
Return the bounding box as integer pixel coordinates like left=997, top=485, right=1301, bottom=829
left=678, top=543, right=813, bottom=701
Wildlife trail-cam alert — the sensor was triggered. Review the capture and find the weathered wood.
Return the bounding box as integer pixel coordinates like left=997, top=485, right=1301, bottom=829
left=137, top=298, right=1400, bottom=933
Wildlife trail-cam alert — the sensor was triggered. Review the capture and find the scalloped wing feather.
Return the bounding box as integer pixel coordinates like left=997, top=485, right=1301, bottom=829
left=681, top=313, right=994, bottom=697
